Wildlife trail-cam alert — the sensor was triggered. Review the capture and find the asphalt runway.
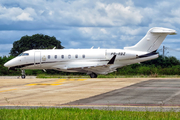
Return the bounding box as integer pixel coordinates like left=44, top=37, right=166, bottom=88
left=1, top=77, right=180, bottom=111
left=65, top=79, right=180, bottom=106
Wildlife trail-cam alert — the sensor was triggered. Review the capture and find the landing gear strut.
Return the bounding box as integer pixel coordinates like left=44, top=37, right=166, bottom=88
left=89, top=72, right=97, bottom=78
left=21, top=69, right=26, bottom=79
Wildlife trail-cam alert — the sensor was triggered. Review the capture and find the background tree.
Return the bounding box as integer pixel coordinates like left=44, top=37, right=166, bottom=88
left=0, top=56, right=21, bottom=75
left=141, top=55, right=180, bottom=68
left=10, top=34, right=64, bottom=56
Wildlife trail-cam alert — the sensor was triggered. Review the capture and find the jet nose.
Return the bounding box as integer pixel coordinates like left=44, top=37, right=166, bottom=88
left=4, top=60, right=15, bottom=68
left=4, top=61, right=10, bottom=67
left=4, top=57, right=19, bottom=68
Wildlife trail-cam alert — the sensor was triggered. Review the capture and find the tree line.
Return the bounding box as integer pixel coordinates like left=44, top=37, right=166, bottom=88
left=116, top=55, right=180, bottom=76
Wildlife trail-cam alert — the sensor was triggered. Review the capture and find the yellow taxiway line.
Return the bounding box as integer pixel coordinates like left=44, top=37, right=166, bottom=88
left=0, top=89, right=17, bottom=93
left=26, top=79, right=87, bottom=86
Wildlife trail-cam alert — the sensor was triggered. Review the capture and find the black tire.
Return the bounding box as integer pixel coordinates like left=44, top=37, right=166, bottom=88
left=21, top=75, right=26, bottom=79
left=90, top=73, right=97, bottom=78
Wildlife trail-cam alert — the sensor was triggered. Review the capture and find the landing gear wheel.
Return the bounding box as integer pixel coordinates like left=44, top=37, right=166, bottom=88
left=21, top=75, right=26, bottom=79
left=21, top=69, right=26, bottom=79
left=90, top=72, right=97, bottom=78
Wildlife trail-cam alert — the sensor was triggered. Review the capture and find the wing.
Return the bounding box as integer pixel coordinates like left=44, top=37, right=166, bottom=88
left=52, top=55, right=117, bottom=74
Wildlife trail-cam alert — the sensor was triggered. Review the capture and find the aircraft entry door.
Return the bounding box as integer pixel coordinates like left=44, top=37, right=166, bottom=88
left=105, top=49, right=108, bottom=59
left=34, top=52, right=41, bottom=67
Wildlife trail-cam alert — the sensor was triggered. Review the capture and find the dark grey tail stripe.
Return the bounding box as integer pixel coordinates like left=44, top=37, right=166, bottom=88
left=138, top=50, right=158, bottom=58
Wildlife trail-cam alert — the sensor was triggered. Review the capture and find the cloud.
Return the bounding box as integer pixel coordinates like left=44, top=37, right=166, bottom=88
left=0, top=0, right=179, bottom=59
left=0, top=6, right=35, bottom=23
left=16, top=10, right=34, bottom=21
left=101, top=2, right=142, bottom=26
left=0, top=44, right=12, bottom=51
left=0, top=44, right=13, bottom=56
left=0, top=0, right=143, bottom=30
left=69, top=41, right=81, bottom=47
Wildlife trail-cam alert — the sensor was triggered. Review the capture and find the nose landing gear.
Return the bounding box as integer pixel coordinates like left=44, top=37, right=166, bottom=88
left=21, top=69, right=26, bottom=79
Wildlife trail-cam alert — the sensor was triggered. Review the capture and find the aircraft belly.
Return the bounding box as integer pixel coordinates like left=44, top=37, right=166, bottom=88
left=112, top=54, right=159, bottom=69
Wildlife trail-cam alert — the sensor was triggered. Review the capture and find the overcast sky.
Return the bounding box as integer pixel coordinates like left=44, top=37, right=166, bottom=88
left=0, top=0, right=180, bottom=58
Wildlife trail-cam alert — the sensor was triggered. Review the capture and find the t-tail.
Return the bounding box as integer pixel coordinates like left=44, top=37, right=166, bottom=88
left=124, top=27, right=176, bottom=52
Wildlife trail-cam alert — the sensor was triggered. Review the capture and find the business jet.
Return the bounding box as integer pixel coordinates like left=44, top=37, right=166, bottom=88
left=4, top=27, right=176, bottom=79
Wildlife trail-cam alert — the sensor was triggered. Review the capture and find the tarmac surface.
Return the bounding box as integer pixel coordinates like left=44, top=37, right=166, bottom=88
left=1, top=77, right=180, bottom=111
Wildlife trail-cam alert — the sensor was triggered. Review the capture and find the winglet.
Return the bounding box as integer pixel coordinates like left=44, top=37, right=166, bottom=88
left=108, top=55, right=116, bottom=64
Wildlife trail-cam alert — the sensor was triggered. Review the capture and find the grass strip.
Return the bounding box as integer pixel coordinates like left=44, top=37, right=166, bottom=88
left=0, top=108, right=180, bottom=120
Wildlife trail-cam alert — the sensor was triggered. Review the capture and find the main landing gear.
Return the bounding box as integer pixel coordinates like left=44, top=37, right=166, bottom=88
left=21, top=69, right=26, bottom=79
left=89, top=72, right=97, bottom=78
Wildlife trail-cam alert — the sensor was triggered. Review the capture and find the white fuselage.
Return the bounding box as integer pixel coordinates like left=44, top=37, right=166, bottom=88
left=4, top=49, right=158, bottom=74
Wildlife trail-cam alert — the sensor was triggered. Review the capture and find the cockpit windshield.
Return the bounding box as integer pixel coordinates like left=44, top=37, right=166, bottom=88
left=18, top=53, right=29, bottom=56
left=18, top=53, right=23, bottom=56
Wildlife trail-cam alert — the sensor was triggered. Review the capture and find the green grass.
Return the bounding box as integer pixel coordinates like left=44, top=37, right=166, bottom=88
left=0, top=108, right=180, bottom=120
left=36, top=74, right=180, bottom=78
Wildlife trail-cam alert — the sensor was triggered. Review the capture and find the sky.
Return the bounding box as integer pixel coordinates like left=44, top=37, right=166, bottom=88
left=0, top=0, right=180, bottom=58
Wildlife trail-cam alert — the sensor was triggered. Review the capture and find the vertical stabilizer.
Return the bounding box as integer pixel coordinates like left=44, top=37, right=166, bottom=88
left=124, top=27, right=176, bottom=52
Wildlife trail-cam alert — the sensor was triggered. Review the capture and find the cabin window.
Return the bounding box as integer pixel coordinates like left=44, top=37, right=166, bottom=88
left=68, top=55, right=71, bottom=59
left=48, top=55, right=50, bottom=59
left=82, top=54, right=85, bottom=58
left=22, top=53, right=29, bottom=56
left=61, top=55, right=64, bottom=59
left=55, top=55, right=57, bottom=59
left=75, top=55, right=78, bottom=58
